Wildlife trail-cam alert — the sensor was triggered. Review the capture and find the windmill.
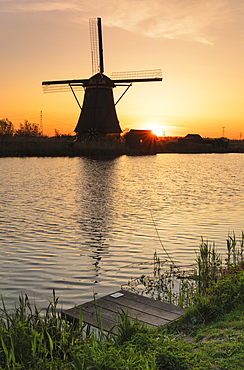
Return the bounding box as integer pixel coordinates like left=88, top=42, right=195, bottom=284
left=42, top=18, right=162, bottom=140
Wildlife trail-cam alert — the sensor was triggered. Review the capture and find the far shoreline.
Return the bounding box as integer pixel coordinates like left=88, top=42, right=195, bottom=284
left=1, top=136, right=244, bottom=157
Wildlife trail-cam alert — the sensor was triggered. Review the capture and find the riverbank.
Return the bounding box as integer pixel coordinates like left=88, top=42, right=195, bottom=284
left=1, top=137, right=244, bottom=157
left=0, top=285, right=243, bottom=369
left=1, top=235, right=243, bottom=369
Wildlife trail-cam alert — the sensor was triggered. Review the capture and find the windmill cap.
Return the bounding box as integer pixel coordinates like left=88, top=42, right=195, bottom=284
left=84, top=73, right=115, bottom=88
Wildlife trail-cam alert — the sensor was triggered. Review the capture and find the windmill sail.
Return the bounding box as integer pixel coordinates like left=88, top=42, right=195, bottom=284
left=90, top=17, right=104, bottom=75
left=111, top=69, right=162, bottom=83
left=42, top=79, right=87, bottom=93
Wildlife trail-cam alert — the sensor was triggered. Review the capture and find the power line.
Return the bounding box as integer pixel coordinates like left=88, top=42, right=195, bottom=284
left=43, top=115, right=74, bottom=126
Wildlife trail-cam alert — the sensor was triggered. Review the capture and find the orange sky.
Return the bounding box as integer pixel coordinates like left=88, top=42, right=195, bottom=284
left=1, top=0, right=244, bottom=138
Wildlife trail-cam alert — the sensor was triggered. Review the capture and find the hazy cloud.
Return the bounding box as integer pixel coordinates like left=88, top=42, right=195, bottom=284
left=0, top=0, right=242, bottom=45
left=0, top=0, right=87, bottom=12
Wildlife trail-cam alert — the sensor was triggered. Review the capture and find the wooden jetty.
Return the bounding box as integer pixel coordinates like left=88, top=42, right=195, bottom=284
left=63, top=289, right=185, bottom=333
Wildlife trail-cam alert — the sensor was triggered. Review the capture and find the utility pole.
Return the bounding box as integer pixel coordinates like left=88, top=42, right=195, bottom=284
left=222, top=126, right=225, bottom=137
left=40, top=111, right=43, bottom=135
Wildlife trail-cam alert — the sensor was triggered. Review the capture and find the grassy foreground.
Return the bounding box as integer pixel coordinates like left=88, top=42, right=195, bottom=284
left=0, top=234, right=244, bottom=369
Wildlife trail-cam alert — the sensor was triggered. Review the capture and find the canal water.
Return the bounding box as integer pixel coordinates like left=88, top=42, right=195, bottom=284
left=1, top=154, right=244, bottom=309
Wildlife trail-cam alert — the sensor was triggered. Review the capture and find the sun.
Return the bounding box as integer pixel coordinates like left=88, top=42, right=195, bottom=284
left=145, top=124, right=164, bottom=137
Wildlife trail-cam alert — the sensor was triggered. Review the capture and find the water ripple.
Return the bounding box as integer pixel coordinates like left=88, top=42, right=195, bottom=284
left=0, top=154, right=244, bottom=309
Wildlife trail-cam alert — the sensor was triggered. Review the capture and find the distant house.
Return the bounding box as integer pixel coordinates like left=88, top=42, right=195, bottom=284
left=125, top=129, right=157, bottom=154
left=179, top=134, right=204, bottom=143
left=177, top=134, right=206, bottom=152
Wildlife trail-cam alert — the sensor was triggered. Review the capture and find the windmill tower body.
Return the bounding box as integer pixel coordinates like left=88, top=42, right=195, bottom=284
left=42, top=18, right=162, bottom=140
left=75, top=73, right=121, bottom=139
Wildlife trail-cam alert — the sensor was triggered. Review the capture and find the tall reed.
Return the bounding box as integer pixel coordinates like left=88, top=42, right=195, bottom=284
left=195, top=238, right=222, bottom=295
left=0, top=290, right=85, bottom=369
left=127, top=232, right=244, bottom=307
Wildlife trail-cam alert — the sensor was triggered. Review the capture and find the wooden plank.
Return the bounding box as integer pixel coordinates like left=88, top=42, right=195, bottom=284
left=64, top=299, right=156, bottom=331
left=81, top=299, right=169, bottom=327
left=100, top=293, right=182, bottom=321
left=92, top=297, right=171, bottom=325
left=117, top=290, right=185, bottom=315
left=78, top=301, right=120, bottom=325
left=65, top=307, right=118, bottom=333
left=63, top=289, right=185, bottom=333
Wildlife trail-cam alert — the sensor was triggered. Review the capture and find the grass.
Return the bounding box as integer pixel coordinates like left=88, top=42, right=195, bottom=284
left=177, top=305, right=244, bottom=369
left=0, top=233, right=244, bottom=369
left=0, top=290, right=88, bottom=369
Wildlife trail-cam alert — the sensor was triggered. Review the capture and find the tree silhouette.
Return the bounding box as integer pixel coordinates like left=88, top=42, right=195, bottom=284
left=15, top=120, right=42, bottom=137
left=0, top=118, right=14, bottom=136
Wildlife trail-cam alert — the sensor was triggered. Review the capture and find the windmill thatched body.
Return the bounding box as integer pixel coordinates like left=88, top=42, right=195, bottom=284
left=42, top=18, right=162, bottom=140
left=75, top=73, right=121, bottom=139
